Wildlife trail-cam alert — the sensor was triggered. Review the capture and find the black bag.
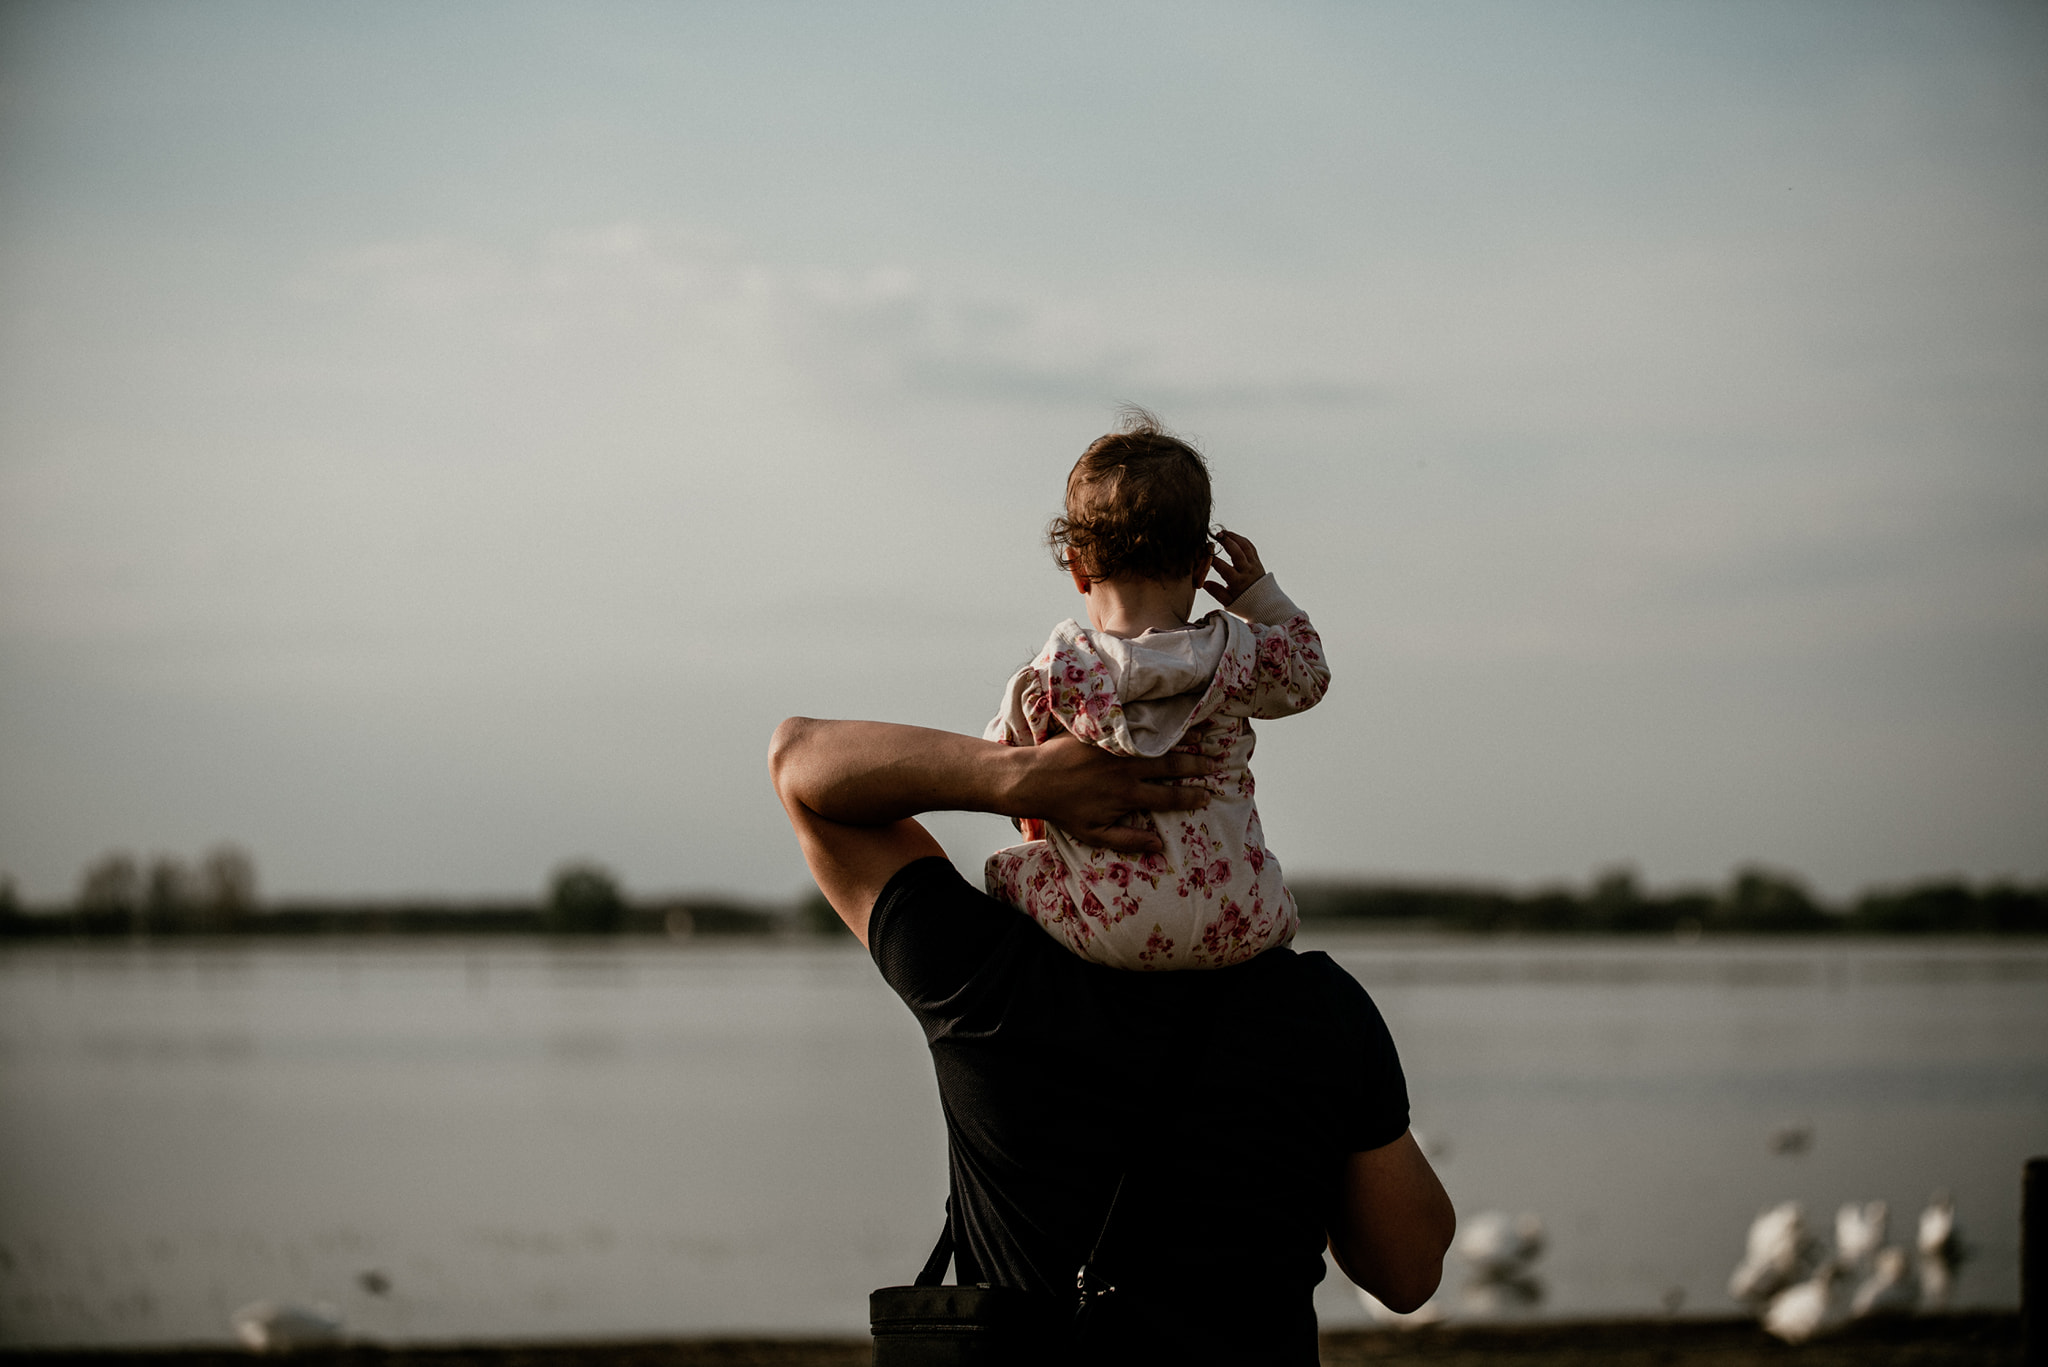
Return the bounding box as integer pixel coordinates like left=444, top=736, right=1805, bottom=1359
left=871, top=1181, right=1127, bottom=1366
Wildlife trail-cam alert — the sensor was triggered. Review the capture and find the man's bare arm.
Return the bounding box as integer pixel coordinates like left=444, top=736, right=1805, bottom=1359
left=767, top=718, right=1212, bottom=945
left=1328, top=1130, right=1456, bottom=1313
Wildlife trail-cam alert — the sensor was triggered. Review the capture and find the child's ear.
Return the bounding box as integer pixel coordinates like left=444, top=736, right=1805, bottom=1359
left=1194, top=553, right=1214, bottom=587
left=1068, top=561, right=1092, bottom=594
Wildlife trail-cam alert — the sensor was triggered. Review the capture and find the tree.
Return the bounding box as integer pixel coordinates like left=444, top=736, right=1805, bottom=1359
left=145, top=856, right=194, bottom=931
left=77, top=852, right=142, bottom=932
left=1719, top=865, right=1829, bottom=932
left=197, top=845, right=259, bottom=931
left=547, top=862, right=627, bottom=934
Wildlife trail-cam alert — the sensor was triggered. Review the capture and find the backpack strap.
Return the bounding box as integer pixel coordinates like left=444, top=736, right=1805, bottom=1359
left=1073, top=1171, right=1128, bottom=1315
left=915, top=1199, right=956, bottom=1286
left=916, top=1171, right=1129, bottom=1308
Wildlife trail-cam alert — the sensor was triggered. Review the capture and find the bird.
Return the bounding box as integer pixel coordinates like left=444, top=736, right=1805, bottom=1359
left=1729, top=1201, right=1817, bottom=1303
left=1916, top=1191, right=1961, bottom=1308
left=1761, top=1264, right=1840, bottom=1344
left=1767, top=1122, right=1813, bottom=1156
left=229, top=1301, right=345, bottom=1353
left=1833, top=1200, right=1887, bottom=1270
left=1458, top=1210, right=1545, bottom=1280
left=1849, top=1246, right=1916, bottom=1319
left=1917, top=1191, right=1957, bottom=1261
left=1456, top=1210, right=1545, bottom=1316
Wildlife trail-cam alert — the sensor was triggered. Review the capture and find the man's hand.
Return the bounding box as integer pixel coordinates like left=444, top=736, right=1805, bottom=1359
left=1014, top=736, right=1212, bottom=854
left=1202, top=528, right=1267, bottom=608
left=769, top=718, right=1215, bottom=943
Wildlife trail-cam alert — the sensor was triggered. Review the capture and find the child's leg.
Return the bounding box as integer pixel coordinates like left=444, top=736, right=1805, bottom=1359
left=985, top=845, right=1096, bottom=956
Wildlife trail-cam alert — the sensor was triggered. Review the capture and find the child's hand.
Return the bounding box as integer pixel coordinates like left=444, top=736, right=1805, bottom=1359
left=1202, top=529, right=1267, bottom=607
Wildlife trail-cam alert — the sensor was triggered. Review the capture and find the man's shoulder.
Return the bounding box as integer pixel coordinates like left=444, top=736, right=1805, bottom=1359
left=1283, top=947, right=1373, bottom=1006
left=1221, top=947, right=1383, bottom=1033
left=871, top=862, right=1391, bottom=1052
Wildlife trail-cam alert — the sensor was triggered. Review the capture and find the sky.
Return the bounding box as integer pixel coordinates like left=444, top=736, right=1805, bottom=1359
left=0, top=0, right=2043, bottom=906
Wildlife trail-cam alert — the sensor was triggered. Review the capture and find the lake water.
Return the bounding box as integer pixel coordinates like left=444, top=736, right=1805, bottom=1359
left=2, top=931, right=2044, bottom=1347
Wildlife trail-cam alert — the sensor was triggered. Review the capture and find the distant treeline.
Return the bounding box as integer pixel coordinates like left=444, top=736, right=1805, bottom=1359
left=0, top=849, right=2041, bottom=939
left=1291, top=866, right=2048, bottom=936
left=0, top=850, right=824, bottom=940
left=0, top=895, right=812, bottom=940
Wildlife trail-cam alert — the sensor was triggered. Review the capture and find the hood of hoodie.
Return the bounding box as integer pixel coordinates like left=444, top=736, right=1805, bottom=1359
left=1078, top=612, right=1233, bottom=757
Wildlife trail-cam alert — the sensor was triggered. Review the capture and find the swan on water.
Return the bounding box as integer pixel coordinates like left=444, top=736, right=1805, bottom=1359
left=1735, top=1192, right=1950, bottom=1339
left=1833, top=1200, right=1887, bottom=1268
left=1458, top=1210, right=1544, bottom=1279
left=229, top=1301, right=345, bottom=1353
left=1761, top=1264, right=1840, bottom=1344
left=1916, top=1191, right=1960, bottom=1307
left=1850, top=1246, right=1916, bottom=1319
left=1456, top=1210, right=1545, bottom=1316
left=1728, top=1200, right=1817, bottom=1303
left=1917, top=1190, right=1957, bottom=1260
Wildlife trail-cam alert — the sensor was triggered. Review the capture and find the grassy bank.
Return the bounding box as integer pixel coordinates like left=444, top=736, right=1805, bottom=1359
left=12, top=1313, right=2022, bottom=1366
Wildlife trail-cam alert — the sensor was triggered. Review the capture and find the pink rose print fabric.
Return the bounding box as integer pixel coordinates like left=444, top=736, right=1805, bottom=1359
left=983, top=574, right=1329, bottom=970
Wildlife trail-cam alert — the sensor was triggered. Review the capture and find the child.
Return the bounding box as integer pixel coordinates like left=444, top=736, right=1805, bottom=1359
left=984, top=411, right=1330, bottom=969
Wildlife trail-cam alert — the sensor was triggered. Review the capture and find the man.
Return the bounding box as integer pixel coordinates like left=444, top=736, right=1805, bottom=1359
left=770, top=717, right=1453, bottom=1363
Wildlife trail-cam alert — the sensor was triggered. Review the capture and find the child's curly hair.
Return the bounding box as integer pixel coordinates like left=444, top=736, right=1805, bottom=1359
left=1048, top=407, right=1212, bottom=583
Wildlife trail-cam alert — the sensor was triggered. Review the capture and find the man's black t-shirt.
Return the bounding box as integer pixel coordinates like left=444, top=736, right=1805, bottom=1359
left=869, top=857, right=1410, bottom=1364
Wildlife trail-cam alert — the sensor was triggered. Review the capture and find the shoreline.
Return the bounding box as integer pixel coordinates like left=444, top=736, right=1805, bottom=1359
left=11, top=1313, right=2023, bottom=1365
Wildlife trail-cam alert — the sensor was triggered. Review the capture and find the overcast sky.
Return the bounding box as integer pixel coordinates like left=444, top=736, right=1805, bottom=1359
left=1, top=1, right=2043, bottom=905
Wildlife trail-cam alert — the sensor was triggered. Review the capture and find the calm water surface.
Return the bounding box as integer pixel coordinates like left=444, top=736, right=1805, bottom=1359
left=2, top=931, right=2044, bottom=1346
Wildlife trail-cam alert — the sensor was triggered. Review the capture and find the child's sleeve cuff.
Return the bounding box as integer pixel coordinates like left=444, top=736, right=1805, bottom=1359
left=1228, top=574, right=1302, bottom=624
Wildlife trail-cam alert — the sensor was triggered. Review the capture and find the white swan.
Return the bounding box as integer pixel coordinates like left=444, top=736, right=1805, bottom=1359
left=1916, top=1191, right=1960, bottom=1308
left=1850, top=1246, right=1916, bottom=1319
left=1917, top=1190, right=1956, bottom=1260
left=1761, top=1264, right=1839, bottom=1344
left=1459, top=1209, right=1544, bottom=1279
left=1729, top=1200, right=1816, bottom=1302
left=1454, top=1209, right=1544, bottom=1317
left=229, top=1301, right=345, bottom=1353
left=1833, top=1200, right=1887, bottom=1269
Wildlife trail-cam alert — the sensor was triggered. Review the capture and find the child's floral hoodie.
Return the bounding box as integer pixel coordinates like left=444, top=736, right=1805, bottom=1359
left=983, top=574, right=1329, bottom=969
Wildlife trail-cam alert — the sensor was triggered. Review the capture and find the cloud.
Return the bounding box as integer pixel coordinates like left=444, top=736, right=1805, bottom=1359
left=281, top=222, right=1387, bottom=411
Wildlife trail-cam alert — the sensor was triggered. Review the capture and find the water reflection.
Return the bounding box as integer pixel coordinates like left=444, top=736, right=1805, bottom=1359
left=1339, top=946, right=2048, bottom=989
left=0, top=936, right=2041, bottom=1347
